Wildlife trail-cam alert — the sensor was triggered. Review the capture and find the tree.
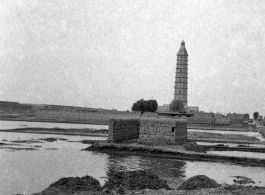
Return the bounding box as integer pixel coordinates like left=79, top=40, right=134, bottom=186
left=253, top=112, right=259, bottom=120
left=131, top=99, right=158, bottom=114
left=169, top=100, right=185, bottom=112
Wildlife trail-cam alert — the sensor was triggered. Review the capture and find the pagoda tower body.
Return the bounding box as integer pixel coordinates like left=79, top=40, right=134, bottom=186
left=174, top=40, right=188, bottom=107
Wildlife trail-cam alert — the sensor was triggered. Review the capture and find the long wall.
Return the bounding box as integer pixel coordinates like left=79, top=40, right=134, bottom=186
left=0, top=101, right=142, bottom=124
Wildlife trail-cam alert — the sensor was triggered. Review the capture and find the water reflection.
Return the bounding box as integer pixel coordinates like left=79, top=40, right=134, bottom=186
left=103, top=152, right=186, bottom=189
left=101, top=151, right=265, bottom=188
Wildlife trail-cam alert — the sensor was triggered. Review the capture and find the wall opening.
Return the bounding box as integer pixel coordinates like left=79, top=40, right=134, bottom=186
left=171, top=127, right=175, bottom=133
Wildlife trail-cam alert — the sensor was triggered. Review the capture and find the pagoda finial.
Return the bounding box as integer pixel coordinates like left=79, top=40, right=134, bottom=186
left=181, top=40, right=185, bottom=45
left=177, top=40, right=188, bottom=56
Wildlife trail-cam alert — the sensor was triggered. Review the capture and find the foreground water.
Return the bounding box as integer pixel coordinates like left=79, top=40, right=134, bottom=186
left=1, top=132, right=265, bottom=195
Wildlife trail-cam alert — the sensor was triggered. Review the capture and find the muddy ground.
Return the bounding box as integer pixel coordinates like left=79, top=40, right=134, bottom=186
left=20, top=171, right=265, bottom=195
left=84, top=142, right=265, bottom=166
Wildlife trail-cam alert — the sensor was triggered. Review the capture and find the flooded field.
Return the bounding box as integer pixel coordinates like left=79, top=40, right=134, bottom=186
left=0, top=131, right=265, bottom=194
left=190, top=129, right=265, bottom=141
left=0, top=120, right=265, bottom=194
left=207, top=150, right=265, bottom=159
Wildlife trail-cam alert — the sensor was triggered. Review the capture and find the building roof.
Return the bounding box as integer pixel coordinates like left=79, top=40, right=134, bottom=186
left=177, top=40, right=188, bottom=56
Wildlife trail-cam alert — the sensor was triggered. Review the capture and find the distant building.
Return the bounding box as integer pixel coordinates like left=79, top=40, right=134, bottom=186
left=186, top=106, right=199, bottom=113
left=215, top=117, right=231, bottom=125
left=226, top=113, right=247, bottom=127
left=214, top=113, right=224, bottom=118
left=187, top=112, right=214, bottom=125
left=194, top=112, right=214, bottom=119
left=227, top=113, right=246, bottom=120
left=157, top=104, right=170, bottom=112
left=157, top=104, right=199, bottom=114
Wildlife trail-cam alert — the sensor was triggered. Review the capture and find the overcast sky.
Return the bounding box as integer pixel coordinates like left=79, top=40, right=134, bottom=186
left=0, top=0, right=265, bottom=115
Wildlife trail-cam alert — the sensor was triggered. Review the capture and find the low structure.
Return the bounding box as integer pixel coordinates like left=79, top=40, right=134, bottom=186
left=108, top=117, right=188, bottom=144
left=227, top=114, right=247, bottom=127
left=214, top=117, right=231, bottom=125
left=157, top=104, right=170, bottom=112
left=139, top=117, right=187, bottom=144
left=157, top=111, right=194, bottom=118
left=186, top=106, right=199, bottom=114
left=188, top=112, right=214, bottom=125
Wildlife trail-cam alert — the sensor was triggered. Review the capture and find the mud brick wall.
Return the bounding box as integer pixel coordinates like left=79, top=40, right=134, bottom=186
left=187, top=117, right=214, bottom=124
left=215, top=117, right=231, bottom=125
left=139, top=117, right=187, bottom=144
left=108, top=118, right=140, bottom=142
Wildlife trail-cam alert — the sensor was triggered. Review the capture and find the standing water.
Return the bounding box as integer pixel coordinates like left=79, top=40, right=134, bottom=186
left=0, top=121, right=265, bottom=194
left=0, top=131, right=265, bottom=194
left=189, top=129, right=265, bottom=141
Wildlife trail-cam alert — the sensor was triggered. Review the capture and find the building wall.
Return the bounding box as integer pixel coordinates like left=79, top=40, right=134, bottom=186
left=187, top=117, right=214, bottom=124
left=215, top=117, right=231, bottom=125
left=227, top=114, right=245, bottom=119
left=194, top=112, right=214, bottom=119
left=157, top=104, right=170, bottom=112
left=142, top=112, right=158, bottom=117
left=214, top=114, right=224, bottom=118
left=227, top=114, right=245, bottom=125
left=139, top=117, right=187, bottom=144
left=186, top=106, right=199, bottom=113
left=108, top=118, right=140, bottom=142
left=187, top=112, right=214, bottom=124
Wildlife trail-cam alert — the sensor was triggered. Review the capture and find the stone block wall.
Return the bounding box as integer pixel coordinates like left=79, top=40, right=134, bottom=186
left=139, top=117, right=187, bottom=144
left=108, top=118, right=140, bottom=142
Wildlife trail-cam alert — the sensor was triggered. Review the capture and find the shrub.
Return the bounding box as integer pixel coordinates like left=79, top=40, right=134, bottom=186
left=131, top=99, right=158, bottom=114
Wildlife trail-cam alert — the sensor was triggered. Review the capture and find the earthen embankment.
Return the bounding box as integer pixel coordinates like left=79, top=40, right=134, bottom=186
left=84, top=142, right=265, bottom=167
